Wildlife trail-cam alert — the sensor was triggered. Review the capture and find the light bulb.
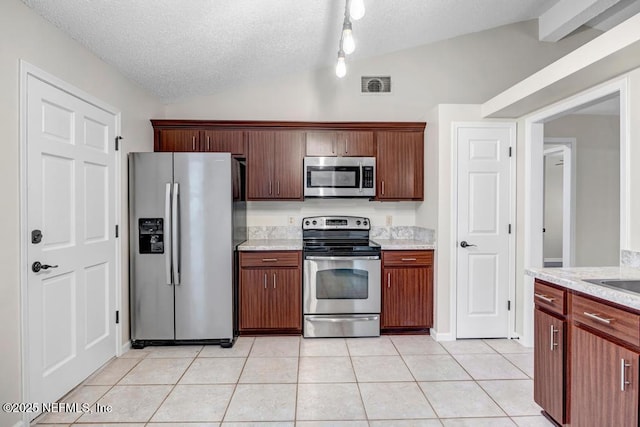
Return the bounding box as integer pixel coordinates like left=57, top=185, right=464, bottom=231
left=336, top=53, right=346, bottom=78
left=342, top=26, right=355, bottom=54
left=349, top=0, right=365, bottom=20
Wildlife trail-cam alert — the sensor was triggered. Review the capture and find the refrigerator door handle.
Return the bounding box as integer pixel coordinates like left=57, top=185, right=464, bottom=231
left=165, top=183, right=172, bottom=285
left=172, top=182, right=181, bottom=285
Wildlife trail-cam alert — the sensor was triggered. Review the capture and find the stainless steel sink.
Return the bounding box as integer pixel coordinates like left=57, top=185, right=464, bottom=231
left=584, top=279, right=640, bottom=294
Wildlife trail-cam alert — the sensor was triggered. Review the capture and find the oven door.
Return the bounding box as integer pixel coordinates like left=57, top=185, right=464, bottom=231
left=303, top=255, right=381, bottom=314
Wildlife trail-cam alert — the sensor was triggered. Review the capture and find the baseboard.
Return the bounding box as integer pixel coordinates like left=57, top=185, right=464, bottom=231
left=431, top=329, right=455, bottom=342
left=118, top=339, right=131, bottom=356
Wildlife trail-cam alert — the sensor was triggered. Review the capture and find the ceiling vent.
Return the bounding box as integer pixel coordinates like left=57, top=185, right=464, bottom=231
left=361, top=76, right=391, bottom=94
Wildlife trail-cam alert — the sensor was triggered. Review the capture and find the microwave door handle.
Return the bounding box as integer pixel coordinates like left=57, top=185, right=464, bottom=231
left=359, top=162, right=363, bottom=193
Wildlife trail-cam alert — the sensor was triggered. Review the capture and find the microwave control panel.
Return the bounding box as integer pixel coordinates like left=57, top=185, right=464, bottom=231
left=362, top=166, right=374, bottom=188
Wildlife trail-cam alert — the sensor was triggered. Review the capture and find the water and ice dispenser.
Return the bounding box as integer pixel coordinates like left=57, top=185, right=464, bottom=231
left=138, top=218, right=164, bottom=254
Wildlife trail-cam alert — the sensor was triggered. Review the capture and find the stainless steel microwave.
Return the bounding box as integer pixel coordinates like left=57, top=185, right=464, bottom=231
left=304, top=157, right=376, bottom=198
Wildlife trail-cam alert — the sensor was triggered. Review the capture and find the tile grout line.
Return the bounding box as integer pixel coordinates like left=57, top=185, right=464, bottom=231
left=220, top=336, right=255, bottom=424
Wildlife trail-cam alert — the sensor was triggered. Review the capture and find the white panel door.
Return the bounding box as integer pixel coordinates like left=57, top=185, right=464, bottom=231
left=456, top=124, right=514, bottom=338
left=27, top=75, right=116, bottom=406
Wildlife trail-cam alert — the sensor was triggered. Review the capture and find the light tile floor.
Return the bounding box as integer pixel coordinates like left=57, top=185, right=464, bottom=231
left=33, top=336, right=553, bottom=426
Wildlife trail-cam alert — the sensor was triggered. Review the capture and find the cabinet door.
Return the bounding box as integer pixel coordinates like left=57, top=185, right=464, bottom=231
left=158, top=129, right=200, bottom=152
left=273, top=131, right=304, bottom=200
left=247, top=131, right=275, bottom=199
left=533, top=308, right=565, bottom=424
left=339, top=131, right=374, bottom=156
left=202, top=130, right=245, bottom=156
left=239, top=268, right=270, bottom=330
left=269, top=268, right=301, bottom=330
left=382, top=266, right=430, bottom=328
left=306, top=131, right=337, bottom=156
left=571, top=326, right=639, bottom=427
left=376, top=131, right=424, bottom=200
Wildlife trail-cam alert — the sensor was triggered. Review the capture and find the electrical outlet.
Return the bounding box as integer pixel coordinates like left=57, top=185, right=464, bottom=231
left=386, top=215, right=393, bottom=226
left=288, top=216, right=296, bottom=225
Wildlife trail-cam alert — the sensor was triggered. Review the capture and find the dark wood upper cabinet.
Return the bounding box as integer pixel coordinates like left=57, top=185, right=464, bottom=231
left=246, top=130, right=304, bottom=200
left=202, top=130, right=245, bottom=156
left=246, top=131, right=274, bottom=199
left=273, top=131, right=304, bottom=199
left=151, top=120, right=426, bottom=202
left=306, top=130, right=374, bottom=157
left=157, top=129, right=200, bottom=152
left=376, top=130, right=424, bottom=200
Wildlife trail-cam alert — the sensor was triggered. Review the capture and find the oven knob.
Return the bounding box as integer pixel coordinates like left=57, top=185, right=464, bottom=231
left=363, top=220, right=368, bottom=226
left=356, top=220, right=361, bottom=226
left=305, top=220, right=310, bottom=226
left=312, top=220, right=317, bottom=225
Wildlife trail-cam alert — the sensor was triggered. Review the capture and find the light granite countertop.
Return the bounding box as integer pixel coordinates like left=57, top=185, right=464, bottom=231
left=372, top=239, right=436, bottom=250
left=526, top=266, right=640, bottom=311
left=238, top=239, right=302, bottom=251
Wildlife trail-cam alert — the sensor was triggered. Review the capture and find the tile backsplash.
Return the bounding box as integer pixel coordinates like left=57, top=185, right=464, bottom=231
left=621, top=250, right=640, bottom=268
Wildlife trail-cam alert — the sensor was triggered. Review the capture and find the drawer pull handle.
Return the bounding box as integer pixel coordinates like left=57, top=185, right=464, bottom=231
left=534, top=293, right=555, bottom=303
left=621, top=358, right=631, bottom=391
left=261, top=258, right=278, bottom=262
left=583, top=312, right=613, bottom=324
left=263, top=273, right=267, bottom=289
left=401, top=258, right=417, bottom=261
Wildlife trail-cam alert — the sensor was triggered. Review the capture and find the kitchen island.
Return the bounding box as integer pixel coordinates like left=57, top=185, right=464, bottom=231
left=526, top=266, right=640, bottom=427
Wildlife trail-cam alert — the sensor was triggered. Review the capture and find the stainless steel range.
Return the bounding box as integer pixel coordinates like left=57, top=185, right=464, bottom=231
left=302, top=216, right=381, bottom=338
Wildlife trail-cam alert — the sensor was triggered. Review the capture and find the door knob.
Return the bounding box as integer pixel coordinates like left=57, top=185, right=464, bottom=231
left=32, top=262, right=59, bottom=273
left=460, top=241, right=477, bottom=248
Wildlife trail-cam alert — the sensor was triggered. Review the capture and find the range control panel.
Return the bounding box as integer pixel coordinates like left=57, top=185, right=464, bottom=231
left=138, top=218, right=164, bottom=254
left=302, top=216, right=370, bottom=230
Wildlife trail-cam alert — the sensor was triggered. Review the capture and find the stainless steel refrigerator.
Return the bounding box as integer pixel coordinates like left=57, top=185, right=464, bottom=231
left=128, top=152, right=246, bottom=348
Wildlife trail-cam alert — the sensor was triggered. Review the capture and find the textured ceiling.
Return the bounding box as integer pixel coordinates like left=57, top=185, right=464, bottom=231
left=22, top=0, right=560, bottom=101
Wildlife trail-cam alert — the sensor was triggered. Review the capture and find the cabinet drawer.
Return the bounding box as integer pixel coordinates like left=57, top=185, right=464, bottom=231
left=240, top=251, right=301, bottom=268
left=534, top=280, right=566, bottom=315
left=383, top=250, right=433, bottom=266
left=572, top=294, right=640, bottom=346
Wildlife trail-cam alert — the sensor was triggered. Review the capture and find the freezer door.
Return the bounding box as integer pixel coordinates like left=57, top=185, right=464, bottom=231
left=173, top=153, right=234, bottom=340
left=129, top=152, right=175, bottom=340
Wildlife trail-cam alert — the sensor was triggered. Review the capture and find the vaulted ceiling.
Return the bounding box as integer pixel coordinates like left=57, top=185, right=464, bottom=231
left=21, top=0, right=640, bottom=102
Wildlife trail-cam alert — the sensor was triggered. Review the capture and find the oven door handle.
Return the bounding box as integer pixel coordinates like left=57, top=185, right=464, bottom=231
left=306, top=315, right=380, bottom=322
left=305, top=256, right=380, bottom=261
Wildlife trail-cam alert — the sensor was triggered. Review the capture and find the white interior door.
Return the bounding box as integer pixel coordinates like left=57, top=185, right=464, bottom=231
left=456, top=124, right=514, bottom=338
left=26, top=75, right=117, bottom=406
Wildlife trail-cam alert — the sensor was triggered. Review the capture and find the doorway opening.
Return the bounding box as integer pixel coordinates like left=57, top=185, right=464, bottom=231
left=522, top=79, right=628, bottom=346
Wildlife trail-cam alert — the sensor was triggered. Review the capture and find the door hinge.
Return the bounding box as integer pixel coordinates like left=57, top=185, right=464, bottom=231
left=115, top=225, right=119, bottom=238
left=508, top=224, right=512, bottom=234
left=508, top=146, right=512, bottom=157
left=115, top=136, right=123, bottom=151
left=508, top=300, right=511, bottom=311
left=115, top=310, right=120, bottom=324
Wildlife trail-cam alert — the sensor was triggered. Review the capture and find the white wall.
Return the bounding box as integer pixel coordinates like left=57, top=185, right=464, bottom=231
left=165, top=21, right=598, bottom=122
left=0, top=1, right=162, bottom=424
left=545, top=114, right=620, bottom=266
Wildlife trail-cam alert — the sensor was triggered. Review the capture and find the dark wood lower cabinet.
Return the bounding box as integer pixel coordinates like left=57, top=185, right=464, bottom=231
left=533, top=308, right=566, bottom=424
left=571, top=326, right=639, bottom=427
left=381, top=250, right=433, bottom=332
left=239, top=251, right=301, bottom=333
